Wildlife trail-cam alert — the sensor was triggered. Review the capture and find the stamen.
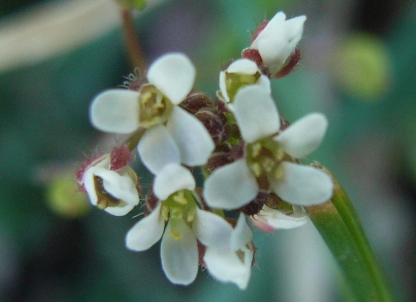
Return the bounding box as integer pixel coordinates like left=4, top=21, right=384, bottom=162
left=161, top=205, right=169, bottom=221
left=173, top=191, right=188, bottom=205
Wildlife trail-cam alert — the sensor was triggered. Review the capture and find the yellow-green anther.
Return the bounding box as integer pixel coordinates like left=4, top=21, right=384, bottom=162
left=251, top=163, right=262, bottom=177
left=161, top=205, right=169, bottom=221
left=187, top=209, right=195, bottom=223
left=274, top=164, right=284, bottom=179
left=173, top=191, right=188, bottom=205
left=251, top=143, right=262, bottom=158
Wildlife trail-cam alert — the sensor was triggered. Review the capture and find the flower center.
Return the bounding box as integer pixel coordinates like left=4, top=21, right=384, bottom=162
left=246, top=138, right=285, bottom=185
left=161, top=189, right=196, bottom=239
left=138, top=84, right=173, bottom=128
left=93, top=175, right=127, bottom=209
left=225, top=71, right=261, bottom=102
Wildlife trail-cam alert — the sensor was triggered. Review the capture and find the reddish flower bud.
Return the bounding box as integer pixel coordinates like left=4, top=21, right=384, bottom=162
left=110, top=145, right=132, bottom=170
left=180, top=90, right=214, bottom=114
left=195, top=108, right=225, bottom=145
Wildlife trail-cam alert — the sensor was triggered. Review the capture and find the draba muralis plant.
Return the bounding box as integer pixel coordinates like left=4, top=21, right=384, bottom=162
left=77, top=3, right=394, bottom=300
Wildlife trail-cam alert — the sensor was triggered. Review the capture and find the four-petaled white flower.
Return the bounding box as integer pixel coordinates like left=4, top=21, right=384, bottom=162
left=83, top=155, right=139, bottom=216
left=203, top=85, right=333, bottom=210
left=219, top=58, right=270, bottom=106
left=89, top=53, right=214, bottom=174
left=249, top=11, right=306, bottom=74
left=193, top=211, right=254, bottom=290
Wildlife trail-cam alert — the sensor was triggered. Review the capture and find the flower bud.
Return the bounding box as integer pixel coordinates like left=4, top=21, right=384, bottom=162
left=205, top=151, right=234, bottom=174
left=180, top=90, right=214, bottom=114
left=194, top=108, right=225, bottom=145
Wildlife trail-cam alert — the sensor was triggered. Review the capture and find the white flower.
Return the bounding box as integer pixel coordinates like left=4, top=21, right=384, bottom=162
left=193, top=212, right=254, bottom=290
left=249, top=12, right=306, bottom=74
left=219, top=58, right=270, bottom=105
left=89, top=53, right=214, bottom=174
left=126, top=163, right=217, bottom=285
left=82, top=155, right=139, bottom=216
left=250, top=205, right=307, bottom=232
left=203, top=85, right=333, bottom=210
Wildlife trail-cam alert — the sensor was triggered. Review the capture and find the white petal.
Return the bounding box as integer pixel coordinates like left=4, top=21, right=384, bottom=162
left=233, top=85, right=280, bottom=142
left=161, top=219, right=198, bottom=285
left=147, top=53, right=195, bottom=104
left=104, top=204, right=136, bottom=216
left=204, top=247, right=252, bottom=290
left=89, top=89, right=139, bottom=133
left=83, top=168, right=99, bottom=206
left=167, top=107, right=214, bottom=166
left=98, top=169, right=139, bottom=206
left=272, top=162, right=333, bottom=206
left=257, top=74, right=272, bottom=95
left=192, top=208, right=233, bottom=249
left=226, top=58, right=260, bottom=74
left=251, top=12, right=287, bottom=49
left=203, top=159, right=258, bottom=210
left=251, top=205, right=308, bottom=230
left=153, top=163, right=195, bottom=200
left=274, top=113, right=328, bottom=158
left=231, top=214, right=252, bottom=251
left=137, top=125, right=181, bottom=175
left=281, top=15, right=306, bottom=59
left=125, top=203, right=164, bottom=251
left=219, top=71, right=229, bottom=103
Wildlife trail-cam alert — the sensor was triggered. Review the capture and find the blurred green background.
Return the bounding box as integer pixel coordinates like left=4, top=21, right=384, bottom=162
left=1, top=0, right=415, bottom=301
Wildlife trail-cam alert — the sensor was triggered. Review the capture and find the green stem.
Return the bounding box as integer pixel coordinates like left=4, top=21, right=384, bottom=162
left=124, top=127, right=146, bottom=150
left=305, top=175, right=394, bottom=301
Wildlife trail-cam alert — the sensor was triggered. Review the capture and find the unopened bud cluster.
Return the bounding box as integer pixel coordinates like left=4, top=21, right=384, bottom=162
left=77, top=11, right=333, bottom=290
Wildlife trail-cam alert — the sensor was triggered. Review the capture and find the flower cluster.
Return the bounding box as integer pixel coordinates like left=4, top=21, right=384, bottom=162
left=78, top=11, right=333, bottom=290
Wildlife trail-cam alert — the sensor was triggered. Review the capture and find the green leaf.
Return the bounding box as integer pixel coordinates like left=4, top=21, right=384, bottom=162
left=306, top=176, right=394, bottom=301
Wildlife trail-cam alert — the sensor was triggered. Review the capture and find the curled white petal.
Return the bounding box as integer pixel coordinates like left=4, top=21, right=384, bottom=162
left=137, top=125, right=181, bottom=175
left=147, top=53, right=195, bottom=104
left=153, top=163, right=195, bottom=200
left=251, top=205, right=308, bottom=231
left=83, top=166, right=139, bottom=216
left=203, top=159, right=258, bottom=210
left=272, top=162, right=333, bottom=206
left=125, top=203, right=164, bottom=251
left=204, top=246, right=253, bottom=290
left=89, top=89, right=139, bottom=134
left=274, top=113, right=328, bottom=158
left=161, top=219, right=198, bottom=285
left=233, top=85, right=280, bottom=143
left=167, top=107, right=214, bottom=166
left=192, top=208, right=233, bottom=249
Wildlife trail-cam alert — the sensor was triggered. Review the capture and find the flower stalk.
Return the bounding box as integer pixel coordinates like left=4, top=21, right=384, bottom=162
left=120, top=7, right=146, bottom=70
left=306, top=173, right=394, bottom=301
